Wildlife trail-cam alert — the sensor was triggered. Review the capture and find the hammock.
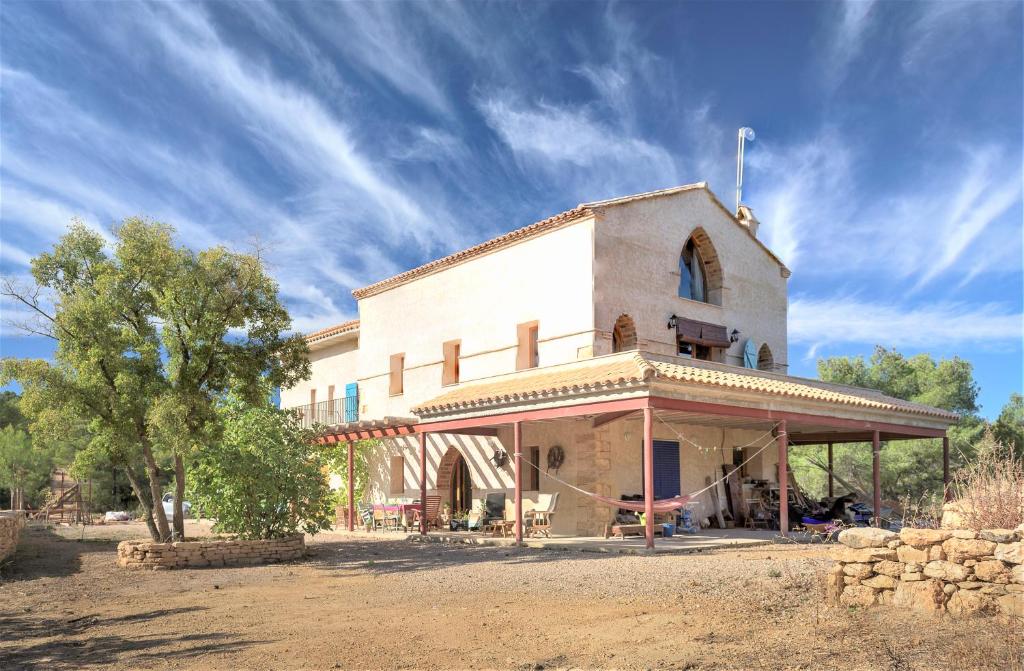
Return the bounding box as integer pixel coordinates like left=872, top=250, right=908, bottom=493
left=519, top=424, right=781, bottom=515
left=591, top=493, right=693, bottom=514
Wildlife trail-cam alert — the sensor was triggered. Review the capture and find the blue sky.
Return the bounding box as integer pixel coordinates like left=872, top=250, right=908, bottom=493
left=1, top=1, right=1021, bottom=418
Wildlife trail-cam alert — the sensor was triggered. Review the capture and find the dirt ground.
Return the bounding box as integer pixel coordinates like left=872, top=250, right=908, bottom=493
left=1, top=522, right=1020, bottom=671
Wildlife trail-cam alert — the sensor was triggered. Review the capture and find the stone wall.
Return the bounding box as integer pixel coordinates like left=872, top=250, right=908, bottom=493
left=117, top=535, right=305, bottom=570
left=826, top=526, right=1023, bottom=618
left=0, top=512, right=26, bottom=563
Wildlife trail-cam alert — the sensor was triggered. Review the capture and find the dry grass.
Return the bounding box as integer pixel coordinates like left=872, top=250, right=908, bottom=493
left=952, top=431, right=1024, bottom=530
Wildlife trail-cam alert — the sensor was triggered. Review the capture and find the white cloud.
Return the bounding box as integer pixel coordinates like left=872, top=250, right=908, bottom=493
left=823, top=0, right=878, bottom=86
left=299, top=2, right=453, bottom=116
left=901, top=1, right=1018, bottom=74
left=477, top=93, right=677, bottom=196
left=790, top=296, right=1023, bottom=354
left=745, top=128, right=855, bottom=268
left=0, top=241, right=33, bottom=268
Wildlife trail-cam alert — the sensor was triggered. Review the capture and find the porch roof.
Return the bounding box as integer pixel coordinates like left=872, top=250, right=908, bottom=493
left=411, top=351, right=959, bottom=424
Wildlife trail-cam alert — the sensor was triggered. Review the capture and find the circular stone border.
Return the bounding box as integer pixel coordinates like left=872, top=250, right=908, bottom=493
left=116, top=534, right=305, bottom=570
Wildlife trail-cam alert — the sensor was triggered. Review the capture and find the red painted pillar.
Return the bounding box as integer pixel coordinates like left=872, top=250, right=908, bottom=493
left=942, top=435, right=951, bottom=502
left=643, top=407, right=655, bottom=550
left=419, top=432, right=428, bottom=535
left=347, top=441, right=355, bottom=532
left=514, top=421, right=523, bottom=545
left=777, top=420, right=788, bottom=536
left=872, top=430, right=882, bottom=528
left=827, top=442, right=834, bottom=499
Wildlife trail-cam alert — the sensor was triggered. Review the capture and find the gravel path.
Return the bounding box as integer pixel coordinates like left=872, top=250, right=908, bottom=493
left=0, top=523, right=1018, bottom=670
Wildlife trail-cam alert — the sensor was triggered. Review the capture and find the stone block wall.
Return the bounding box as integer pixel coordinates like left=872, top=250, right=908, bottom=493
left=0, top=512, right=26, bottom=563
left=826, top=526, right=1023, bottom=618
left=117, top=535, right=305, bottom=570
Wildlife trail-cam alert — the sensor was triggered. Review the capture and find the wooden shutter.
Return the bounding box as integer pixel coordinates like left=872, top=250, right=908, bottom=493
left=389, top=456, right=405, bottom=495
left=442, top=340, right=461, bottom=385
left=389, top=353, right=404, bottom=395
left=516, top=321, right=538, bottom=370
left=652, top=440, right=681, bottom=499
left=344, top=382, right=358, bottom=422
left=309, top=388, right=317, bottom=422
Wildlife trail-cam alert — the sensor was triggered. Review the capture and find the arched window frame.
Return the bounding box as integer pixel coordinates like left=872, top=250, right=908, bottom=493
left=676, top=229, right=723, bottom=306
left=757, top=343, right=774, bottom=372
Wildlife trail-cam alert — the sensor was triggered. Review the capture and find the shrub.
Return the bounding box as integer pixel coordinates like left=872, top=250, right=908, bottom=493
left=187, top=392, right=333, bottom=539
left=951, top=431, right=1024, bottom=530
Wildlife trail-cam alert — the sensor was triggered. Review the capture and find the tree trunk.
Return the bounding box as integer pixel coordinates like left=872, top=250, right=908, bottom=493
left=173, top=454, right=186, bottom=541
left=140, top=441, right=172, bottom=541
left=123, top=464, right=160, bottom=541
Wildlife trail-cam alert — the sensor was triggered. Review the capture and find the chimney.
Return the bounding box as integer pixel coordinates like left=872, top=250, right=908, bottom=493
left=737, top=205, right=759, bottom=238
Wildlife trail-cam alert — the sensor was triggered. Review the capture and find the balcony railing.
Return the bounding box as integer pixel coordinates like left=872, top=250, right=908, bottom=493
left=287, top=396, right=358, bottom=429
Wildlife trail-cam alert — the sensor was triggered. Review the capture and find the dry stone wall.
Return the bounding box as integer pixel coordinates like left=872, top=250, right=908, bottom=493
left=0, top=512, right=25, bottom=563
left=826, top=526, right=1024, bottom=618
left=117, top=535, right=305, bottom=570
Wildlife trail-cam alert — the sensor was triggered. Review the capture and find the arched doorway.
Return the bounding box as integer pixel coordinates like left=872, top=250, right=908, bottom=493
left=449, top=453, right=472, bottom=513
left=436, top=446, right=475, bottom=514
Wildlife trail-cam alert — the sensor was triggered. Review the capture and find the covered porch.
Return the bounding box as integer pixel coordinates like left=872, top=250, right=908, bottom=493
left=318, top=352, right=957, bottom=550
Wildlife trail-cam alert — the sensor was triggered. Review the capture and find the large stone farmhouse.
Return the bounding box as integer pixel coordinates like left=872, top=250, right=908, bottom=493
left=279, top=184, right=957, bottom=546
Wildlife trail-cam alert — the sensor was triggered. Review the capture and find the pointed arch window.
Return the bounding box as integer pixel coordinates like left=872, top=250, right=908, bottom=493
left=678, top=238, right=707, bottom=302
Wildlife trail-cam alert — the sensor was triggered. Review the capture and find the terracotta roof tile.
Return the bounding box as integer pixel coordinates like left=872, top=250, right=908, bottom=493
left=412, top=353, right=652, bottom=413
left=412, top=351, right=958, bottom=422
left=305, top=319, right=359, bottom=344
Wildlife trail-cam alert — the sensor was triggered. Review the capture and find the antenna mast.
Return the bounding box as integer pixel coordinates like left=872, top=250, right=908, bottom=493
left=735, top=127, right=755, bottom=214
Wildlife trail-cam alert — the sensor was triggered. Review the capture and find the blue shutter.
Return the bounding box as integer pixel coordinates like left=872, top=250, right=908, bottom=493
left=344, top=382, right=358, bottom=422
left=652, top=440, right=681, bottom=500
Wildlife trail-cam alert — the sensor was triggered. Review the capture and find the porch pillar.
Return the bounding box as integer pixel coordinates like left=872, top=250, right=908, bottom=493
left=872, top=430, right=882, bottom=527
left=347, top=440, right=355, bottom=532
left=514, top=421, right=523, bottom=545
left=419, top=432, right=428, bottom=536
left=827, top=442, right=834, bottom=499
left=942, top=435, right=951, bottom=502
left=643, top=407, right=655, bottom=550
left=777, top=420, right=788, bottom=536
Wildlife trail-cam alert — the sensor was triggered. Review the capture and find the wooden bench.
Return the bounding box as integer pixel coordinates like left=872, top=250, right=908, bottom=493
left=605, top=523, right=664, bottom=539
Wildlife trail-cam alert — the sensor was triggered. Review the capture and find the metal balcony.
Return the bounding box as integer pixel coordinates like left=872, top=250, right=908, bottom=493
left=286, top=396, right=358, bottom=429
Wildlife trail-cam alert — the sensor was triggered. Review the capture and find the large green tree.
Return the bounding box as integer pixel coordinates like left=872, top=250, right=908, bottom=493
left=2, top=219, right=309, bottom=540
left=790, top=346, right=983, bottom=505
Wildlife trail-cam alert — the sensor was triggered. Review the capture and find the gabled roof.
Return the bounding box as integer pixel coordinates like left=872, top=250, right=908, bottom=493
left=351, top=183, right=789, bottom=300
left=411, top=351, right=958, bottom=422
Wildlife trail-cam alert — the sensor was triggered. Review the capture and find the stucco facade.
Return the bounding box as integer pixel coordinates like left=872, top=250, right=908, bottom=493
left=280, top=184, right=953, bottom=538
left=281, top=185, right=787, bottom=417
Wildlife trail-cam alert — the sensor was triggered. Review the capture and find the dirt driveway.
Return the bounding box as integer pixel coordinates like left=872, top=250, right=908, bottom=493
left=0, top=523, right=1019, bottom=670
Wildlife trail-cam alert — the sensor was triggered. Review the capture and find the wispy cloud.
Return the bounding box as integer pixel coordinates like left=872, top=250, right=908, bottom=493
left=823, top=0, right=878, bottom=86
left=790, top=296, right=1023, bottom=355
left=299, top=2, right=453, bottom=116
left=477, top=92, right=677, bottom=197
left=745, top=128, right=855, bottom=268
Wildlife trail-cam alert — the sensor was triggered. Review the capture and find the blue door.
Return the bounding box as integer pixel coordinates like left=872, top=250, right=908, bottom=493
left=344, top=382, right=358, bottom=422
left=652, top=440, right=681, bottom=499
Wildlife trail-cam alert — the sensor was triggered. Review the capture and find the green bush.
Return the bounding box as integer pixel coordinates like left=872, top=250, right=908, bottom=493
left=187, top=392, right=333, bottom=539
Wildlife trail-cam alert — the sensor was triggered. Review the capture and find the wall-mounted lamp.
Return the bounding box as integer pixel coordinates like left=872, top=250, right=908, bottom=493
left=667, top=314, right=678, bottom=330
left=730, top=329, right=741, bottom=343
left=490, top=448, right=508, bottom=468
